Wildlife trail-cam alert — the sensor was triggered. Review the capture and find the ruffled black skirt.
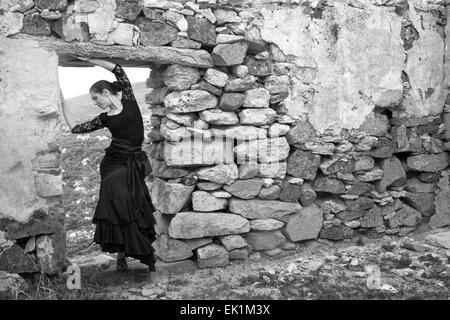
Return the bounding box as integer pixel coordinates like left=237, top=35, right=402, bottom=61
left=92, top=139, right=157, bottom=268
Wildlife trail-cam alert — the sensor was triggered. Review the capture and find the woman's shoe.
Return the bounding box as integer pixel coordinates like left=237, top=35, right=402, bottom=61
left=116, top=252, right=128, bottom=272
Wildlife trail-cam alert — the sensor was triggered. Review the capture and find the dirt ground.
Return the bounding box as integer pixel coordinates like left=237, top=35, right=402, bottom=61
left=63, top=230, right=450, bottom=300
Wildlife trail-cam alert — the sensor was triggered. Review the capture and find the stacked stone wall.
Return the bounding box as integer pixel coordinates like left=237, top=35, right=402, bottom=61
left=1, top=0, right=450, bottom=273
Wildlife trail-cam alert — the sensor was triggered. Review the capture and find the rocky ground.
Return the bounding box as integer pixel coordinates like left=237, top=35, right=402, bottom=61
left=28, top=114, right=447, bottom=301
left=67, top=229, right=450, bottom=300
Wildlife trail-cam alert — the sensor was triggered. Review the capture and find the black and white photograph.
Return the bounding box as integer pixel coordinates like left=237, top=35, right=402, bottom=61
left=0, top=0, right=449, bottom=308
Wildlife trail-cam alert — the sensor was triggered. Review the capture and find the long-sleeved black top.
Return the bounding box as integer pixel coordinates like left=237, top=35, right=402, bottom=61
left=71, top=64, right=144, bottom=147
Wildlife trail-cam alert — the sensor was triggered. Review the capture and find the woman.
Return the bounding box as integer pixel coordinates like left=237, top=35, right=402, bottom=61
left=60, top=57, right=157, bottom=272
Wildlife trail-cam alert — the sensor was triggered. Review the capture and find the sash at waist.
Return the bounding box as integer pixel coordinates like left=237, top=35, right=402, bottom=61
left=105, top=138, right=149, bottom=201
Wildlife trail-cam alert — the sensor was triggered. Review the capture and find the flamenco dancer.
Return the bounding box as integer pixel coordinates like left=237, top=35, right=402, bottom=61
left=60, top=57, right=157, bottom=272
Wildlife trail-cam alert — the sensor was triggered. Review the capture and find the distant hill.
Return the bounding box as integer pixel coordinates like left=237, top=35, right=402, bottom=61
left=65, top=81, right=150, bottom=121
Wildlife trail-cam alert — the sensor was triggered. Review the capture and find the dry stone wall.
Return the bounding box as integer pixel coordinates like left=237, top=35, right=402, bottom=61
left=1, top=0, right=450, bottom=274
left=141, top=0, right=450, bottom=268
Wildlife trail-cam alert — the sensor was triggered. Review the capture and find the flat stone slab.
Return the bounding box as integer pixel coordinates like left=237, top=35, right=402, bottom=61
left=407, top=153, right=450, bottom=172
left=28, top=35, right=214, bottom=68
left=229, top=198, right=302, bottom=219
left=164, top=90, right=218, bottom=113
left=425, top=230, right=450, bottom=249
left=223, top=178, right=263, bottom=199
left=168, top=211, right=250, bottom=239
left=249, top=218, right=285, bottom=231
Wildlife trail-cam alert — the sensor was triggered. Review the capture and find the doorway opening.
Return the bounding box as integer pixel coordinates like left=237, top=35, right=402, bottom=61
left=57, top=64, right=151, bottom=259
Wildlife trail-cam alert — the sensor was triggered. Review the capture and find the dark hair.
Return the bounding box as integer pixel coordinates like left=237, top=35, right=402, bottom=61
left=89, top=80, right=123, bottom=95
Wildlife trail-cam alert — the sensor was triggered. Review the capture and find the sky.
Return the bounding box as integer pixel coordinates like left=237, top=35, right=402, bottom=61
left=58, top=66, right=149, bottom=98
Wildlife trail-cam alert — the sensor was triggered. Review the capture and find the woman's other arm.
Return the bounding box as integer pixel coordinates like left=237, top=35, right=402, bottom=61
left=60, top=88, right=105, bottom=134
left=60, top=89, right=77, bottom=130
left=70, top=114, right=105, bottom=134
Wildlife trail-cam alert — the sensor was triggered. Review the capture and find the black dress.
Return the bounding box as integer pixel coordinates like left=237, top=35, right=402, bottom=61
left=71, top=64, right=157, bottom=269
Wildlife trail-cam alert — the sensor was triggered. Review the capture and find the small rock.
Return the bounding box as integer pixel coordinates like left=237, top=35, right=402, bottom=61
left=219, top=93, right=245, bottom=111
left=163, top=64, right=200, bottom=91
left=243, top=88, right=271, bottom=109
left=212, top=42, right=248, bottom=66
left=204, top=68, right=228, bottom=87
left=249, top=252, right=261, bottom=261
left=186, top=16, right=216, bottom=46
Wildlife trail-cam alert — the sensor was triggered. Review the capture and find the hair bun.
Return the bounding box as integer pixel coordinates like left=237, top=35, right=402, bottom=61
left=111, top=81, right=123, bottom=91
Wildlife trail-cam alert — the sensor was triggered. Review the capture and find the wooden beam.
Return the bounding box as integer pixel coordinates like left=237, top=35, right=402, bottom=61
left=11, top=34, right=214, bottom=68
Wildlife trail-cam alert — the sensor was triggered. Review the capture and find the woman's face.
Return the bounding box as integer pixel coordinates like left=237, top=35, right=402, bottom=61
left=90, top=89, right=112, bottom=110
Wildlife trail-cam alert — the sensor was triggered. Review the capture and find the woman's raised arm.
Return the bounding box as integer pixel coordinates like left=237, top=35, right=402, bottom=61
left=78, top=57, right=136, bottom=102
left=78, top=57, right=116, bottom=72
